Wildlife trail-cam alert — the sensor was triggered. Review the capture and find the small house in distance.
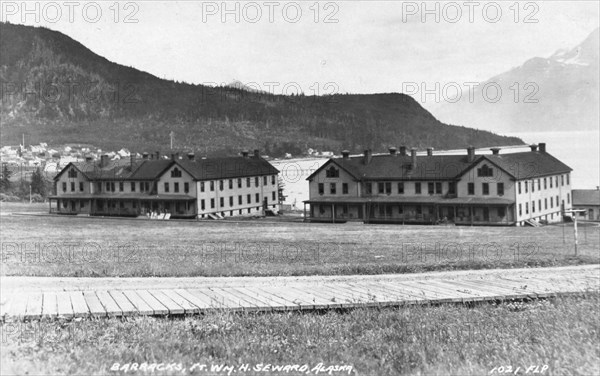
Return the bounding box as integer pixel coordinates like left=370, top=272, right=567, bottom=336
left=572, top=188, right=600, bottom=221
left=305, top=143, right=573, bottom=226
left=49, top=150, right=279, bottom=219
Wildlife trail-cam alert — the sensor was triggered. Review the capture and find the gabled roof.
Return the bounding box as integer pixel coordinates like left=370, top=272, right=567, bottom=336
left=54, top=156, right=278, bottom=182
left=482, top=152, right=572, bottom=180
left=176, top=157, right=279, bottom=180
left=308, top=150, right=572, bottom=181
left=308, top=154, right=478, bottom=181
left=572, top=189, right=600, bottom=206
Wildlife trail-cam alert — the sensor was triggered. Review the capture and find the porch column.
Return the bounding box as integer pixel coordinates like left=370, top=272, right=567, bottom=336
left=332, top=204, right=335, bottom=223
left=303, top=202, right=307, bottom=222
left=402, top=204, right=405, bottom=225
left=48, top=199, right=51, bottom=214
left=470, top=206, right=474, bottom=226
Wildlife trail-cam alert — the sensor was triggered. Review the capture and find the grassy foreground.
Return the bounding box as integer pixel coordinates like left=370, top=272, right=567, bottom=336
left=2, top=294, right=599, bottom=376
left=1, top=204, right=599, bottom=277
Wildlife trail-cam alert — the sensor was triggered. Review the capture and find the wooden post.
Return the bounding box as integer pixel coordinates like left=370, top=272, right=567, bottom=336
left=303, top=202, right=307, bottom=222
left=573, top=214, right=579, bottom=257
left=331, top=204, right=335, bottom=224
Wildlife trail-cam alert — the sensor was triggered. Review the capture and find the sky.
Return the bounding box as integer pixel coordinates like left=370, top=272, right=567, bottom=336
left=1, top=0, right=599, bottom=97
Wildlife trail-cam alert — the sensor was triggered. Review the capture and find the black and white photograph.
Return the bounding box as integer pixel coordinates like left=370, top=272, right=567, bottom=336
left=1, top=1, right=599, bottom=375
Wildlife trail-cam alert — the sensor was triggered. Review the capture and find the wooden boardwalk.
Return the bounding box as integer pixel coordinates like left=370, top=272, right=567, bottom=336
left=2, top=266, right=599, bottom=321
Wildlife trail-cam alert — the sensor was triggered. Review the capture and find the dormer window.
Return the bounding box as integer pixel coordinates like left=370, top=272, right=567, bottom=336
left=477, top=164, right=493, bottom=177
left=68, top=168, right=77, bottom=178
left=171, top=168, right=182, bottom=178
left=325, top=166, right=339, bottom=178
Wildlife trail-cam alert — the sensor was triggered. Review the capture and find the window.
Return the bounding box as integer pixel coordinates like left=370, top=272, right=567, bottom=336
left=246, top=178, right=251, bottom=187
left=70, top=182, right=75, bottom=191
left=255, top=193, right=260, bottom=203
left=263, top=176, right=267, bottom=185
left=184, top=182, right=189, bottom=193
left=366, top=182, right=372, bottom=195
left=538, top=200, right=541, bottom=212
left=378, top=182, right=385, bottom=194
left=272, top=191, right=276, bottom=201
left=555, top=176, right=558, bottom=186
left=210, top=198, right=215, bottom=209
left=435, top=182, right=442, bottom=194
left=561, top=175, right=564, bottom=186
left=318, top=183, right=324, bottom=195
left=544, top=198, right=548, bottom=210
left=79, top=182, right=84, bottom=192
left=145, top=182, right=150, bottom=192
left=131, top=182, right=135, bottom=192
left=272, top=175, right=276, bottom=185
left=201, top=200, right=205, bottom=210
left=468, top=183, right=475, bottom=195
left=482, top=183, right=489, bottom=195
left=537, top=179, right=541, bottom=191
left=567, top=174, right=570, bottom=185
left=119, top=182, right=124, bottom=192
left=385, top=182, right=392, bottom=195
left=550, top=198, right=553, bottom=208
left=519, top=204, right=522, bottom=216
left=525, top=203, right=529, bottom=214
left=567, top=193, right=570, bottom=204
left=543, top=178, right=547, bottom=189
left=106, top=182, right=111, bottom=191
left=342, top=183, right=348, bottom=194
left=428, top=182, right=434, bottom=195
left=171, top=168, right=182, bottom=178
left=518, top=182, right=521, bottom=194
left=68, top=168, right=77, bottom=178
left=532, top=180, right=535, bottom=193
left=174, top=182, right=179, bottom=193
left=556, top=195, right=559, bottom=206
left=62, top=182, right=67, bottom=192
left=200, top=182, right=205, bottom=192
left=210, top=181, right=215, bottom=191
left=238, top=178, right=242, bottom=188
left=550, top=178, right=553, bottom=188
left=164, top=182, right=169, bottom=192
left=219, top=180, right=224, bottom=191
left=415, top=182, right=421, bottom=194
left=497, top=183, right=504, bottom=196
left=229, top=179, right=233, bottom=189
left=111, top=182, right=115, bottom=192
left=448, top=182, right=456, bottom=195
left=238, top=195, right=242, bottom=205
left=229, top=197, right=233, bottom=207
left=96, top=182, right=101, bottom=192
left=255, top=177, right=259, bottom=187
left=477, top=164, right=493, bottom=177
left=532, top=201, right=535, bottom=213
left=220, top=197, right=224, bottom=207
left=525, top=181, right=528, bottom=193
left=398, top=183, right=404, bottom=194
left=247, top=194, right=251, bottom=203
left=326, top=167, right=339, bottom=178
left=330, top=183, right=337, bottom=194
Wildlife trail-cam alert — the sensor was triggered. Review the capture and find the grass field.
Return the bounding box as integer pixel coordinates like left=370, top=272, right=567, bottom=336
left=1, top=294, right=599, bottom=376
left=1, top=203, right=599, bottom=277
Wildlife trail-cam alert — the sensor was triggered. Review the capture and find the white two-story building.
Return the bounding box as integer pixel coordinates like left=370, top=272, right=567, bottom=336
left=305, top=143, right=572, bottom=226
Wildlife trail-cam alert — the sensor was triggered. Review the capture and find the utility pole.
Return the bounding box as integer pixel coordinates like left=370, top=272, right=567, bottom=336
left=564, top=209, right=586, bottom=257
left=169, top=131, right=174, bottom=150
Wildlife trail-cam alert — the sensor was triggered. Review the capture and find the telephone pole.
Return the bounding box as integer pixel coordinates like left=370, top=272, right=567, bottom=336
left=169, top=131, right=174, bottom=150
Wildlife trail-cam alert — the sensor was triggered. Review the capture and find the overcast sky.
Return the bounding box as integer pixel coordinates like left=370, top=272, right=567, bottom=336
left=3, top=1, right=598, bottom=97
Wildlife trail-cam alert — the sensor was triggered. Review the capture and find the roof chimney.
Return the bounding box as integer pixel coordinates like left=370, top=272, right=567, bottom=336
left=342, top=150, right=350, bottom=159
left=410, top=148, right=417, bottom=170
left=142, top=152, right=149, bottom=160
left=241, top=150, right=249, bottom=158
left=155, top=151, right=160, bottom=160
left=187, top=153, right=195, bottom=161
left=389, top=147, right=397, bottom=156
left=490, top=147, right=501, bottom=155
left=399, top=146, right=407, bottom=156
left=530, top=144, right=538, bottom=152
left=467, top=146, right=476, bottom=162
left=426, top=147, right=433, bottom=156
left=363, top=149, right=372, bottom=165
left=85, top=156, right=93, bottom=163
left=130, top=154, right=135, bottom=167
left=253, top=149, right=260, bottom=158
left=100, top=155, right=109, bottom=168
left=538, top=143, right=546, bottom=153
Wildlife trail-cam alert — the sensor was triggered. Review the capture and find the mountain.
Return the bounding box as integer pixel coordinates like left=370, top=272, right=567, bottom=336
left=0, top=22, right=523, bottom=156
left=430, top=28, right=599, bottom=133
